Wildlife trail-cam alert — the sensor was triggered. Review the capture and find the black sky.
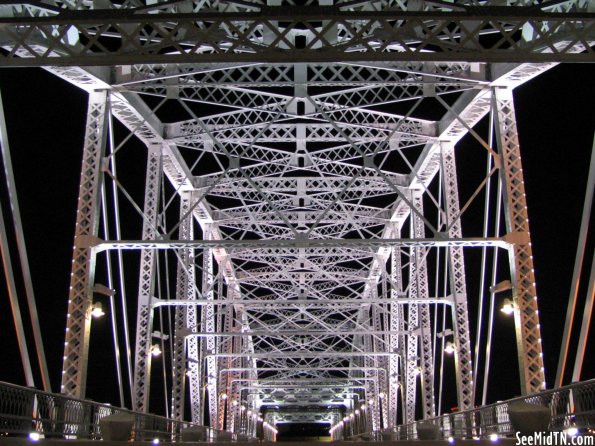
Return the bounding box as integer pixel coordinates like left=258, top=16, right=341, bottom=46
left=0, top=63, right=592, bottom=413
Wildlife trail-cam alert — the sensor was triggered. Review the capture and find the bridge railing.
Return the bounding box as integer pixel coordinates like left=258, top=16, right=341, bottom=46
left=350, top=379, right=595, bottom=441
left=0, top=381, right=248, bottom=441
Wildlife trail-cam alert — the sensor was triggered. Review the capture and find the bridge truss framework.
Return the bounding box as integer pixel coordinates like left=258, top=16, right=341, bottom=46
left=0, top=0, right=593, bottom=435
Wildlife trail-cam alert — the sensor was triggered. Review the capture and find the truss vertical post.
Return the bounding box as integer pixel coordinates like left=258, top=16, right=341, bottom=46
left=405, top=262, right=418, bottom=422
left=186, top=208, right=201, bottom=422
left=225, top=304, right=242, bottom=432
left=171, top=193, right=195, bottom=420
left=0, top=89, right=51, bottom=392
left=218, top=304, right=234, bottom=430
left=441, top=142, right=474, bottom=411
left=202, top=230, right=218, bottom=426
left=61, top=90, right=108, bottom=397
left=132, top=143, right=163, bottom=412
left=388, top=237, right=404, bottom=428
left=372, top=302, right=389, bottom=429
left=493, top=88, right=546, bottom=394
left=363, top=326, right=380, bottom=431
left=409, top=191, right=435, bottom=419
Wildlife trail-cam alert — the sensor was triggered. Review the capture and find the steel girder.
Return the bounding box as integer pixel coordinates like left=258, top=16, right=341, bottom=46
left=0, top=4, right=593, bottom=65
left=171, top=195, right=196, bottom=420
left=493, top=88, right=546, bottom=395
left=440, top=142, right=474, bottom=411
left=61, top=90, right=108, bottom=397
left=131, top=143, right=163, bottom=412
left=14, top=0, right=577, bottom=430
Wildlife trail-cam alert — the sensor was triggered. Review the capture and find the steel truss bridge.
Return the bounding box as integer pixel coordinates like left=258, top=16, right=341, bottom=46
left=0, top=0, right=593, bottom=440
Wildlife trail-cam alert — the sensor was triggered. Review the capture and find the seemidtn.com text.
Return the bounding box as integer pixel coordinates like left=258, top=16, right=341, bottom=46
left=515, top=432, right=594, bottom=446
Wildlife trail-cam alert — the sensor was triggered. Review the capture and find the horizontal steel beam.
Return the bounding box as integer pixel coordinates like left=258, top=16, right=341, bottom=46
left=206, top=351, right=401, bottom=358
left=219, top=366, right=387, bottom=375
left=152, top=297, right=451, bottom=307
left=81, top=235, right=512, bottom=251
left=182, top=330, right=418, bottom=337
left=0, top=6, right=593, bottom=65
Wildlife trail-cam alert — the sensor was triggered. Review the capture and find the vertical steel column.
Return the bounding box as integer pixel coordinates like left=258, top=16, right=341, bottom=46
left=363, top=325, right=380, bottom=431
left=557, top=136, right=595, bottom=386
left=388, top=235, right=404, bottom=428
left=0, top=90, right=51, bottom=391
left=228, top=333, right=242, bottom=433
left=405, top=263, right=418, bottom=422
left=218, top=303, right=234, bottom=430
left=202, top=230, right=218, bottom=426
left=493, top=88, right=546, bottom=394
left=372, top=302, right=388, bottom=429
left=186, top=208, right=201, bottom=422
left=171, top=193, right=195, bottom=420
left=441, top=142, right=474, bottom=411
left=409, top=191, right=435, bottom=419
left=132, top=143, right=163, bottom=411
left=61, top=90, right=108, bottom=397
left=186, top=319, right=201, bottom=423
left=0, top=185, right=34, bottom=387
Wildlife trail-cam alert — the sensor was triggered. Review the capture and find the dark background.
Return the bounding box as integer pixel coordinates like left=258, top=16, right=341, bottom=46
left=0, top=63, right=592, bottom=416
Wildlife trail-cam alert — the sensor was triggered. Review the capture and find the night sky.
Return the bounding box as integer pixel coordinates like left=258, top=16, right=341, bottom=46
left=0, top=63, right=592, bottom=414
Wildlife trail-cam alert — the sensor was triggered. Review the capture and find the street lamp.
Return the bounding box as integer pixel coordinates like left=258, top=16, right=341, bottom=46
left=445, top=341, right=455, bottom=355
left=90, top=302, right=105, bottom=318
left=500, top=298, right=515, bottom=315
left=150, top=344, right=162, bottom=357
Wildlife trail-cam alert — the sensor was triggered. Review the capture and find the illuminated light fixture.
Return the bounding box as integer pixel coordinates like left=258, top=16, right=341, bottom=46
left=29, top=433, right=41, bottom=442
left=448, top=437, right=455, bottom=444
left=360, top=405, right=366, bottom=411
left=565, top=427, right=579, bottom=437
left=232, top=400, right=238, bottom=406
left=445, top=342, right=455, bottom=355
left=349, top=413, right=354, bottom=419
left=150, top=344, right=162, bottom=357
left=221, top=393, right=228, bottom=400
left=489, top=433, right=499, bottom=442
left=355, top=410, right=360, bottom=415
left=152, top=439, right=160, bottom=445
left=500, top=298, right=515, bottom=315
left=90, top=302, right=105, bottom=318
left=343, top=417, right=349, bottom=422
left=378, top=392, right=385, bottom=399
left=241, top=406, right=246, bottom=411
left=413, top=367, right=421, bottom=376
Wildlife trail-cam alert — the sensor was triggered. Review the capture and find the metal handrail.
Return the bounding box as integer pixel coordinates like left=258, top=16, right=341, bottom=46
left=0, top=381, right=249, bottom=441
left=347, top=378, right=595, bottom=441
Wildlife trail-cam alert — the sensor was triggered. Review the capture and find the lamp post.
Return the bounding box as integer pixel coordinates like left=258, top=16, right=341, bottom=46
left=240, top=406, right=246, bottom=435
left=379, top=392, right=385, bottom=430
left=221, top=393, right=228, bottom=431
left=360, top=404, right=367, bottom=432
left=91, top=284, right=124, bottom=407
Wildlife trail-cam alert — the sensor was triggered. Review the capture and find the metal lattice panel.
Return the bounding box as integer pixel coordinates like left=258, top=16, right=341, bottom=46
left=494, top=88, right=546, bottom=394
left=0, top=6, right=593, bottom=65
left=132, top=144, right=163, bottom=412
left=61, top=90, right=108, bottom=396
